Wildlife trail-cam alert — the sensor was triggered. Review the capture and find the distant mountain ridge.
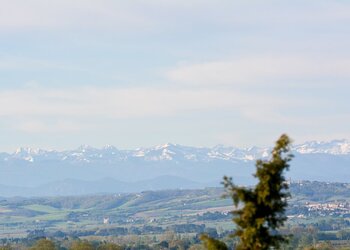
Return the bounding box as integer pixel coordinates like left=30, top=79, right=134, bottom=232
left=0, top=139, right=349, bottom=195
left=2, top=139, right=350, bottom=164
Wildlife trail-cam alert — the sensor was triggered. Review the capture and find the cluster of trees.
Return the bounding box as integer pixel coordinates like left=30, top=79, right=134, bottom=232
left=0, top=235, right=235, bottom=250
left=196, top=212, right=230, bottom=221
left=289, top=181, right=350, bottom=202
left=3, top=232, right=350, bottom=250
left=24, top=224, right=220, bottom=239
left=0, top=239, right=123, bottom=250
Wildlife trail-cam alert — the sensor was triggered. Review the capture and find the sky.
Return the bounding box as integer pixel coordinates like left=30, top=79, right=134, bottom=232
left=0, top=0, right=350, bottom=152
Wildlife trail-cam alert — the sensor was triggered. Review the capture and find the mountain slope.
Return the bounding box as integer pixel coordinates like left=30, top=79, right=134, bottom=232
left=0, top=140, right=349, bottom=194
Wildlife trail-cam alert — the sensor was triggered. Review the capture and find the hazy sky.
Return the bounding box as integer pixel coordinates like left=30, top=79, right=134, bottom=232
left=1, top=0, right=349, bottom=152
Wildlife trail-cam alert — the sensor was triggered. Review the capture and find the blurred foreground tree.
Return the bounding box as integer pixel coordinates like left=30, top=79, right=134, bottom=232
left=70, top=241, right=94, bottom=250
left=30, top=239, right=56, bottom=250
left=201, top=234, right=228, bottom=250
left=97, top=242, right=123, bottom=250
left=202, top=134, right=293, bottom=250
left=0, top=246, right=12, bottom=250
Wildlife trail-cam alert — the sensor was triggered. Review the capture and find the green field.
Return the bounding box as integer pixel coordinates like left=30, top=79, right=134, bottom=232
left=0, top=181, right=349, bottom=242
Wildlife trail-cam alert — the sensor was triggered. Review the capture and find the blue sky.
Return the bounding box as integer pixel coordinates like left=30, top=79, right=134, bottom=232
left=0, top=0, right=350, bottom=152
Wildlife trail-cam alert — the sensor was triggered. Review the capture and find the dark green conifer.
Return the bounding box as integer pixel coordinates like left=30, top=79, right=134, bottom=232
left=204, top=134, right=293, bottom=250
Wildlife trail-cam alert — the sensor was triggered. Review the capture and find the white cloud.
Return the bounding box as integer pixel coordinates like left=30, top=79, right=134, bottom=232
left=0, top=87, right=239, bottom=118
left=0, top=86, right=295, bottom=121
left=0, top=56, right=85, bottom=71
left=1, top=1, right=349, bottom=33
left=0, top=85, right=348, bottom=147
left=15, top=120, right=82, bottom=133
left=15, top=120, right=47, bottom=133
left=0, top=0, right=153, bottom=32
left=166, top=55, right=350, bottom=86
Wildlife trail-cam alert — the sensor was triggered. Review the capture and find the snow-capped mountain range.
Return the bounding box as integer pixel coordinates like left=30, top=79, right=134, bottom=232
left=0, top=139, right=349, bottom=196
left=2, top=139, right=350, bottom=164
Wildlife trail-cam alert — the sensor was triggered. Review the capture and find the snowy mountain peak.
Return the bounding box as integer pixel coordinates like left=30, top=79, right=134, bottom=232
left=76, top=145, right=96, bottom=152
left=3, top=139, right=350, bottom=165
left=13, top=147, right=40, bottom=163
left=293, top=139, right=350, bottom=155
left=15, top=147, right=34, bottom=155
left=102, top=145, right=117, bottom=151
left=14, top=147, right=48, bottom=156
left=155, top=143, right=177, bottom=150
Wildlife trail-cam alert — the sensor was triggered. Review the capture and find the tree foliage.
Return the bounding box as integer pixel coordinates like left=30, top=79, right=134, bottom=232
left=69, top=241, right=94, bottom=250
left=204, top=134, right=293, bottom=250
left=30, top=239, right=56, bottom=250
left=97, top=242, right=124, bottom=250
left=201, top=234, right=228, bottom=250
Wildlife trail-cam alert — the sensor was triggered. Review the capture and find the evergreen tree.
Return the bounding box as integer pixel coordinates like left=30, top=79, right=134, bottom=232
left=204, top=134, right=293, bottom=250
